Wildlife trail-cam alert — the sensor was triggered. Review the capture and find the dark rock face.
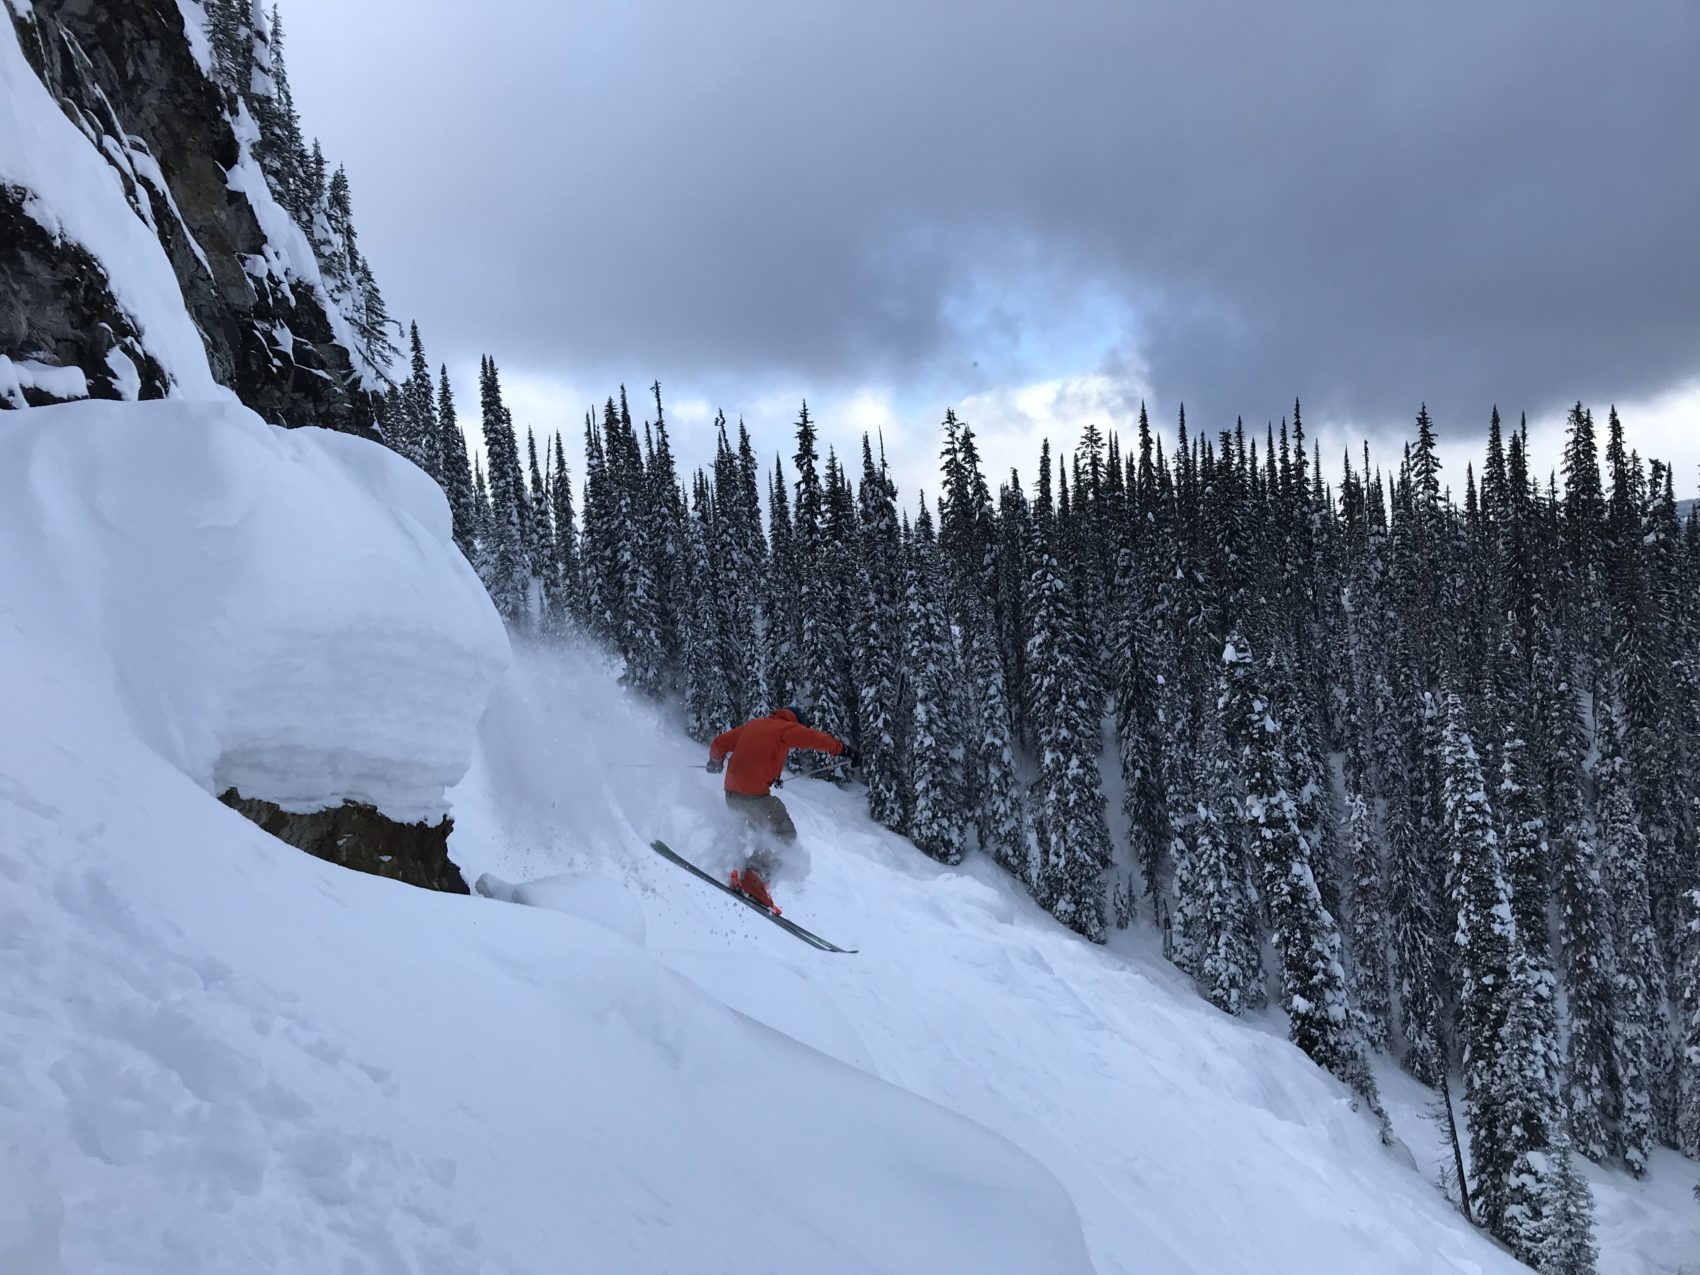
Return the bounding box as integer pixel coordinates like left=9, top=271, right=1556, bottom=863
left=220, top=790, right=472, bottom=895
left=3, top=1, right=378, bottom=434
left=0, top=184, right=170, bottom=403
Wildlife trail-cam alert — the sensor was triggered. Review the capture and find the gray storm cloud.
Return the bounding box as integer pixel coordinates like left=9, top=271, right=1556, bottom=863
left=284, top=0, right=1699, bottom=436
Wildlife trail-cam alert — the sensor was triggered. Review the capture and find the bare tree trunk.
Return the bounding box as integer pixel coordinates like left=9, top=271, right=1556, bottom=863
left=1439, top=1071, right=1475, bottom=1223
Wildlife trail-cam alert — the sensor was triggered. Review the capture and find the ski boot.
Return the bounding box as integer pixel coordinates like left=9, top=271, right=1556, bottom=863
left=729, top=868, right=779, bottom=914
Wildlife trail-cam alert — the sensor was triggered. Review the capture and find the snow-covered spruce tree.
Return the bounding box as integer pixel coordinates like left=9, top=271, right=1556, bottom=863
left=899, top=500, right=966, bottom=864
left=1023, top=443, right=1111, bottom=941
left=1560, top=402, right=1606, bottom=667
left=1111, top=579, right=1168, bottom=921
left=1676, top=887, right=1700, bottom=1157
left=546, top=432, right=580, bottom=630
left=1172, top=706, right=1265, bottom=1013
left=965, top=609, right=1027, bottom=876
left=476, top=356, right=530, bottom=623
left=851, top=434, right=903, bottom=830
left=939, top=412, right=1004, bottom=817
left=765, top=460, right=800, bottom=710
left=579, top=409, right=617, bottom=641
left=1441, top=692, right=1517, bottom=1232
left=681, top=476, right=733, bottom=741
left=390, top=322, right=439, bottom=480
left=792, top=403, right=849, bottom=740
left=808, top=450, right=858, bottom=751
left=1538, top=623, right=1620, bottom=1162
left=1496, top=694, right=1550, bottom=957
left=996, top=474, right=1033, bottom=748
left=1343, top=778, right=1393, bottom=1049
left=1498, top=948, right=1598, bottom=1274
left=710, top=418, right=765, bottom=722
left=1538, top=1131, right=1600, bottom=1275
left=471, top=454, right=491, bottom=557
left=1221, top=635, right=1378, bottom=1109
left=436, top=367, right=476, bottom=560
left=1595, top=679, right=1667, bottom=1175
left=644, top=385, right=690, bottom=687
left=607, top=392, right=664, bottom=696
left=526, top=429, right=553, bottom=615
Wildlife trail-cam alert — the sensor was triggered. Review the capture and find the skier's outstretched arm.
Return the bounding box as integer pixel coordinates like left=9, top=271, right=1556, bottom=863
left=781, top=724, right=847, bottom=757
left=708, top=724, right=743, bottom=764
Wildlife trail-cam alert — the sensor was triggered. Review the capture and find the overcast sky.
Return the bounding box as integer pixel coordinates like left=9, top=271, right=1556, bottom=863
left=281, top=0, right=1700, bottom=502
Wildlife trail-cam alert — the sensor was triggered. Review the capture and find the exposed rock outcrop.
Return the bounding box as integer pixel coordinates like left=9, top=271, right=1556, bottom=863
left=1, top=183, right=169, bottom=403
left=3, top=0, right=379, bottom=432
left=220, top=790, right=472, bottom=895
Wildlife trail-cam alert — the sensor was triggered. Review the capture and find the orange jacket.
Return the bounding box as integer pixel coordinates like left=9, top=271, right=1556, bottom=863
left=710, top=710, right=844, bottom=796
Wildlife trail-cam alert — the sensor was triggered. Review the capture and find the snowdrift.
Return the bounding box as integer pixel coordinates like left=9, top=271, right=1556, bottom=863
left=0, top=400, right=1092, bottom=1274
left=1, top=399, right=506, bottom=821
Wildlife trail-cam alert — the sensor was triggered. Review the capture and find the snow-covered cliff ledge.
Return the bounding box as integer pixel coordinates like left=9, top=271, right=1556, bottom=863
left=0, top=398, right=508, bottom=827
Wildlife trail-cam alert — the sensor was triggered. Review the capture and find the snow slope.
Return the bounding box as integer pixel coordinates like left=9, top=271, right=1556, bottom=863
left=2, top=398, right=1693, bottom=1273
left=455, top=645, right=1700, bottom=1275
left=0, top=401, right=1091, bottom=1274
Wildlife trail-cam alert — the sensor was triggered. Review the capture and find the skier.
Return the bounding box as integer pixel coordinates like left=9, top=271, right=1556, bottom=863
left=707, top=707, right=853, bottom=910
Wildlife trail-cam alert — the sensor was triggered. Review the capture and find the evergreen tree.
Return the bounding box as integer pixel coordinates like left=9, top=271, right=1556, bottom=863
left=851, top=435, right=903, bottom=829
left=965, top=610, right=1026, bottom=872
left=681, top=477, right=733, bottom=740
left=765, top=460, right=800, bottom=709
left=526, top=428, right=553, bottom=602
left=1440, top=691, right=1519, bottom=1232
left=1595, top=680, right=1665, bottom=1174
left=1343, top=780, right=1392, bottom=1048
left=1676, top=887, right=1700, bottom=1157
left=548, top=432, right=579, bottom=629
left=1172, top=707, right=1265, bottom=1013
left=1111, top=574, right=1167, bottom=919
left=390, top=322, right=439, bottom=478
left=436, top=366, right=475, bottom=558
left=608, top=392, right=664, bottom=695
left=476, top=357, right=530, bottom=623
left=645, top=384, right=689, bottom=687
left=710, top=417, right=766, bottom=722
left=1223, top=635, right=1377, bottom=1107
left=1024, top=443, right=1112, bottom=941
left=580, top=408, right=617, bottom=641
left=899, top=500, right=966, bottom=863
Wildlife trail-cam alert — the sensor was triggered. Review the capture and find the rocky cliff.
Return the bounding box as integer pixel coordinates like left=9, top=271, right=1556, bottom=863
left=2, top=0, right=380, bottom=432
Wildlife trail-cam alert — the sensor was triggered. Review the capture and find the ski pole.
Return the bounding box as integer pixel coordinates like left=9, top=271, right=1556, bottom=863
left=790, top=756, right=853, bottom=782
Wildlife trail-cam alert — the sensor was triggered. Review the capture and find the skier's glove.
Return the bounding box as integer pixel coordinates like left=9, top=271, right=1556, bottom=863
left=839, top=745, right=859, bottom=767
left=706, top=756, right=724, bottom=774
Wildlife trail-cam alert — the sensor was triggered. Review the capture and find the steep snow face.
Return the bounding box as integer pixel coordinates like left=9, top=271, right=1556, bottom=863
left=0, top=14, right=220, bottom=398
left=0, top=399, right=1091, bottom=1274
left=453, top=646, right=1700, bottom=1275
left=0, top=399, right=506, bottom=820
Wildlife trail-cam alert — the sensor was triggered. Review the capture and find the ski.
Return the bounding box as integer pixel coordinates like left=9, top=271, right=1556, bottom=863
left=649, top=840, right=857, bottom=954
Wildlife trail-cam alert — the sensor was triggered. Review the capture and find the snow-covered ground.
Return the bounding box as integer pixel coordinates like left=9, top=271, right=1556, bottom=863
left=453, top=645, right=1692, bottom=1275
left=1, top=398, right=1695, bottom=1272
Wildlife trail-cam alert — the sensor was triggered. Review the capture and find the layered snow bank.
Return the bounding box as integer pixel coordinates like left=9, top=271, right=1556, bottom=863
left=0, top=399, right=507, bottom=820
